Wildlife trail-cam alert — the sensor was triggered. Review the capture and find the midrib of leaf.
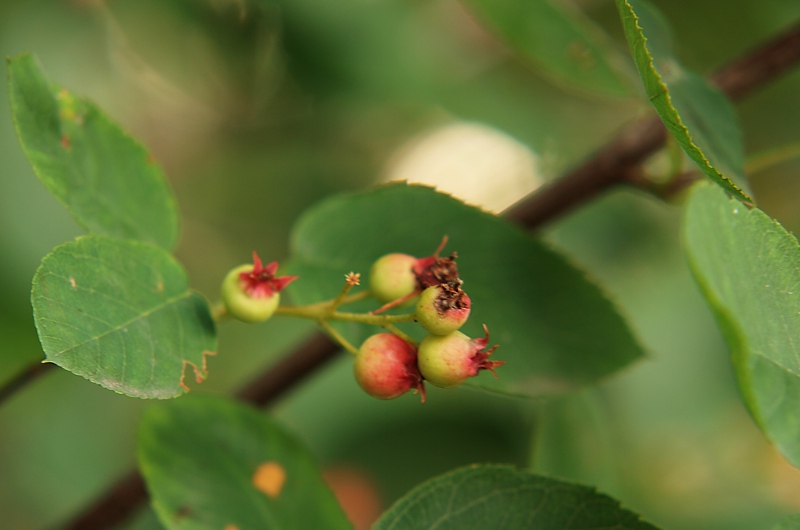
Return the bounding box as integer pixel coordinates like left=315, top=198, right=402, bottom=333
left=45, top=290, right=193, bottom=357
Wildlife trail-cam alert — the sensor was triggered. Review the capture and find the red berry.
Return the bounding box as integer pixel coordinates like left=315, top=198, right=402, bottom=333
left=417, top=325, right=504, bottom=388
left=416, top=284, right=471, bottom=335
left=354, top=333, right=425, bottom=402
left=221, top=252, right=298, bottom=323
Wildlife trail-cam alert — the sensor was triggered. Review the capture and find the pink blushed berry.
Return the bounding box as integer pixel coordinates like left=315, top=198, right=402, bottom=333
left=354, top=333, right=426, bottom=402
left=417, top=325, right=504, bottom=388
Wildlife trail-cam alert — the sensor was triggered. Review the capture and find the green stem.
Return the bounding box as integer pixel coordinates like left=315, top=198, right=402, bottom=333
left=383, top=324, right=419, bottom=347
left=280, top=289, right=372, bottom=316
left=339, top=290, right=372, bottom=306
left=330, top=273, right=358, bottom=312
left=211, top=302, right=230, bottom=324
left=330, top=311, right=417, bottom=326
left=746, top=140, right=800, bottom=175
left=666, top=134, right=685, bottom=179
left=275, top=304, right=416, bottom=326
left=318, top=320, right=358, bottom=355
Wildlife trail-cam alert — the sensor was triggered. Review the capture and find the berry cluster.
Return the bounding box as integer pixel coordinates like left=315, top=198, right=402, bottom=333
left=219, top=237, right=504, bottom=403
left=359, top=238, right=503, bottom=402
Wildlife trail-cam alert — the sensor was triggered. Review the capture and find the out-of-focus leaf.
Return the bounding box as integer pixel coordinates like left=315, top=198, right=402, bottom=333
left=254, top=0, right=447, bottom=99
left=288, top=183, right=645, bottom=398
left=684, top=182, right=800, bottom=467
left=138, top=395, right=352, bottom=530
left=32, top=236, right=216, bottom=399
left=616, top=0, right=751, bottom=203
left=463, top=0, right=636, bottom=96
left=532, top=390, right=617, bottom=490
left=374, top=465, right=660, bottom=529
left=7, top=53, right=180, bottom=250
left=774, top=515, right=800, bottom=530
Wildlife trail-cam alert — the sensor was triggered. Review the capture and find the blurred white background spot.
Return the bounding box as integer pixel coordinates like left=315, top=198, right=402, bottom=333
left=383, top=122, right=542, bottom=213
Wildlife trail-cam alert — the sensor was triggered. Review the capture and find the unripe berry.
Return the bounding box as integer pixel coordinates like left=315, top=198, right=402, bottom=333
left=369, top=253, right=417, bottom=304
left=417, top=325, right=504, bottom=388
left=354, top=333, right=425, bottom=402
left=221, top=252, right=298, bottom=323
left=416, top=284, right=471, bottom=335
left=369, top=237, right=461, bottom=314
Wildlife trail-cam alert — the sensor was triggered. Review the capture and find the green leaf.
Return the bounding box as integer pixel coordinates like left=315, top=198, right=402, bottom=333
left=7, top=53, right=180, bottom=250
left=774, top=515, right=800, bottom=530
left=616, top=0, right=751, bottom=203
left=374, top=465, right=660, bottom=529
left=31, top=236, right=216, bottom=399
left=288, top=183, right=645, bottom=397
left=138, top=395, right=352, bottom=530
left=684, top=182, right=800, bottom=467
left=463, top=0, right=636, bottom=97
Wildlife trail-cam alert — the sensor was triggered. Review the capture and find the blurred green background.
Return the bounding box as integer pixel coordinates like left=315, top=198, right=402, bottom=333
left=1, top=0, right=799, bottom=528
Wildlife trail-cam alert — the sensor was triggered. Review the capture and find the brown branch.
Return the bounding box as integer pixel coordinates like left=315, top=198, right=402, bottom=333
left=507, top=19, right=800, bottom=227
left=62, top=334, right=340, bottom=530
left=49, top=18, right=800, bottom=530
left=0, top=361, right=55, bottom=404
left=712, top=20, right=800, bottom=102
left=234, top=332, right=340, bottom=406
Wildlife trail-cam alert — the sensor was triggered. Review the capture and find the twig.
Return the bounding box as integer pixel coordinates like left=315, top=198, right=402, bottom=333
left=0, top=362, right=55, bottom=404
left=506, top=19, right=800, bottom=227
left=45, top=19, right=800, bottom=530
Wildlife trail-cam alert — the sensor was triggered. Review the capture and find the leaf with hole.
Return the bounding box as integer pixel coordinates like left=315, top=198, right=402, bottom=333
left=616, top=0, right=751, bottom=202
left=288, top=183, right=645, bottom=398
left=138, top=395, right=352, bottom=530
left=7, top=53, right=180, bottom=250
left=374, top=465, right=660, bottom=529
left=684, top=182, right=800, bottom=467
left=32, top=236, right=216, bottom=399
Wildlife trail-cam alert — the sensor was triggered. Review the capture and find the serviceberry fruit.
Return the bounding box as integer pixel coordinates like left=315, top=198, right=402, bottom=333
left=416, top=283, right=471, bottom=335
left=417, top=325, right=504, bottom=388
left=354, top=333, right=425, bottom=402
left=369, top=253, right=418, bottom=304
left=370, top=236, right=461, bottom=313
left=221, top=252, right=298, bottom=323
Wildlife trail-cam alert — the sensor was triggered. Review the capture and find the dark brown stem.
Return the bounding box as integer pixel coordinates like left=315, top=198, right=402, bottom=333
left=504, top=116, right=666, bottom=227
left=712, top=20, right=800, bottom=102
left=234, top=333, right=341, bottom=406
left=46, top=19, right=800, bottom=530
left=507, top=20, right=800, bottom=226
left=62, top=473, right=146, bottom=530
left=0, top=361, right=55, bottom=404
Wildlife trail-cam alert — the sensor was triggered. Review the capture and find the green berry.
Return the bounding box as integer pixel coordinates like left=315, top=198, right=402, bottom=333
left=416, top=284, right=471, bottom=335
left=369, top=253, right=418, bottom=304
left=417, top=325, right=503, bottom=388
left=221, top=265, right=281, bottom=323
left=220, top=252, right=298, bottom=323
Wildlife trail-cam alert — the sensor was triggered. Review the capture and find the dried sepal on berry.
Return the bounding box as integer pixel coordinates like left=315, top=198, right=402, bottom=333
left=412, top=236, right=460, bottom=290
left=370, top=236, right=461, bottom=314
left=221, top=251, right=298, bottom=323
left=416, top=283, right=471, bottom=335
left=417, top=324, right=504, bottom=388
